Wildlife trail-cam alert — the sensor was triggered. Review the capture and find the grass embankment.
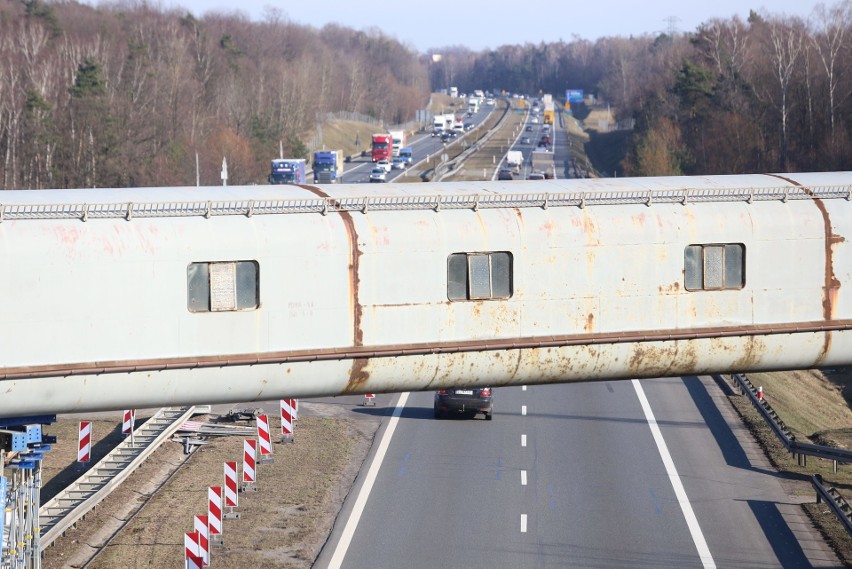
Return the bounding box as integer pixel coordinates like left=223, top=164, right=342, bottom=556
left=576, top=104, right=631, bottom=178
left=307, top=93, right=464, bottom=165
left=727, top=368, right=852, bottom=565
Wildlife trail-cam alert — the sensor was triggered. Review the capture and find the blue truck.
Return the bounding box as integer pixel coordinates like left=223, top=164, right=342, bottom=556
left=269, top=159, right=306, bottom=184
left=399, top=147, right=413, bottom=165
left=312, top=150, right=344, bottom=183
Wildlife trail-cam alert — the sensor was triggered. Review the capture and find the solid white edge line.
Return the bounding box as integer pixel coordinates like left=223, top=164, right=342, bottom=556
left=521, top=470, right=527, bottom=486
left=521, top=434, right=527, bottom=447
left=521, top=514, right=528, bottom=533
left=632, top=379, right=716, bottom=569
left=327, top=392, right=410, bottom=569
left=521, top=405, right=527, bottom=416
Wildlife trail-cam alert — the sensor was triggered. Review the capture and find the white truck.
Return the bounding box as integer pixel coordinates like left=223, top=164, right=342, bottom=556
left=432, top=113, right=454, bottom=135
left=389, top=130, right=406, bottom=157
left=467, top=97, right=480, bottom=115
left=506, top=150, right=524, bottom=174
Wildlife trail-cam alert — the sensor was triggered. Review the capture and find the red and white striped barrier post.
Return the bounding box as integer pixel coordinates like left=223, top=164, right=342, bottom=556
left=256, top=414, right=273, bottom=463
left=185, top=530, right=202, bottom=569
left=122, top=409, right=136, bottom=446
left=208, top=486, right=223, bottom=545
left=757, top=385, right=764, bottom=401
left=223, top=461, right=240, bottom=519
left=293, top=398, right=299, bottom=421
left=362, top=393, right=376, bottom=406
left=280, top=399, right=295, bottom=443
left=193, top=514, right=209, bottom=566
left=242, top=439, right=257, bottom=492
left=77, top=421, right=91, bottom=463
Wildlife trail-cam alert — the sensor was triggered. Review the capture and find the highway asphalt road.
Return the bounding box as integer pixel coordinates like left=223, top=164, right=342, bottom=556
left=340, top=104, right=494, bottom=184
left=314, top=376, right=839, bottom=569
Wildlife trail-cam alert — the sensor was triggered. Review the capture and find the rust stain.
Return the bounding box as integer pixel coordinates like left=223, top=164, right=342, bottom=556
left=297, top=184, right=365, bottom=391
left=348, top=358, right=370, bottom=392
left=581, top=212, right=599, bottom=245
left=540, top=219, right=558, bottom=238
left=731, top=336, right=765, bottom=371
left=658, top=281, right=680, bottom=294
left=585, top=312, right=595, bottom=333
left=768, top=174, right=841, bottom=365
left=632, top=213, right=647, bottom=227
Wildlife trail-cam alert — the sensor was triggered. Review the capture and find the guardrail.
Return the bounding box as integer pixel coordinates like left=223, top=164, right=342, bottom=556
left=812, top=474, right=852, bottom=535
left=39, top=407, right=195, bottom=548
left=425, top=101, right=512, bottom=182
left=730, top=373, right=852, bottom=468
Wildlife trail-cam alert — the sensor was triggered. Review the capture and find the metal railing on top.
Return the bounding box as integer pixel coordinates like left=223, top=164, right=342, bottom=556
left=1, top=185, right=850, bottom=223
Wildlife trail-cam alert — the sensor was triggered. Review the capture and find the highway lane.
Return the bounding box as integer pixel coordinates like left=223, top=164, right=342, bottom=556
left=340, top=104, right=494, bottom=183
left=316, top=377, right=838, bottom=568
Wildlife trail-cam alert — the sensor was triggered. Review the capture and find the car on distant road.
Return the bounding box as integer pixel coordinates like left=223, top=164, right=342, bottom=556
left=497, top=168, right=514, bottom=180
left=520, top=136, right=531, bottom=144
left=392, top=156, right=406, bottom=170
left=376, top=159, right=391, bottom=172
left=369, top=167, right=387, bottom=182
left=527, top=172, right=546, bottom=180
left=526, top=125, right=533, bottom=132
left=531, top=116, right=539, bottom=124
left=434, top=387, right=493, bottom=420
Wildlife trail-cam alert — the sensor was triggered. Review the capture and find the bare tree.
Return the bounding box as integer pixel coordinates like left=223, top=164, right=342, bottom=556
left=763, top=16, right=805, bottom=170
left=810, top=1, right=851, bottom=158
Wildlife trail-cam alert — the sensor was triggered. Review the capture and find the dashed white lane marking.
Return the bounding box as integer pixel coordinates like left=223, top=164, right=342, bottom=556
left=328, top=392, right=410, bottom=569
left=521, top=514, right=528, bottom=533
left=521, top=405, right=527, bottom=416
left=521, top=470, right=527, bottom=486
left=521, top=434, right=527, bottom=447
left=632, top=380, right=716, bottom=569
left=522, top=385, right=527, bottom=391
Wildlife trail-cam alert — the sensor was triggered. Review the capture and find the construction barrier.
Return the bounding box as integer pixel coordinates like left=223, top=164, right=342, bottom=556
left=280, top=399, right=295, bottom=442
left=208, top=486, right=222, bottom=541
left=77, top=421, right=91, bottom=463
left=362, top=393, right=376, bottom=406
left=256, top=414, right=272, bottom=457
left=194, top=514, right=209, bottom=566
left=224, top=462, right=238, bottom=507
left=242, top=439, right=257, bottom=491
left=122, top=409, right=136, bottom=435
left=185, top=530, right=203, bottom=569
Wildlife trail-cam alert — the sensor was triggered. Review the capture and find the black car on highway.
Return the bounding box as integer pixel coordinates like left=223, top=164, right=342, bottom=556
left=434, top=387, right=493, bottom=420
left=497, top=168, right=514, bottom=180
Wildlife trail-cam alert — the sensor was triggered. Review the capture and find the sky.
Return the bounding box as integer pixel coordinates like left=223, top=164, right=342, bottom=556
left=85, top=1, right=823, bottom=53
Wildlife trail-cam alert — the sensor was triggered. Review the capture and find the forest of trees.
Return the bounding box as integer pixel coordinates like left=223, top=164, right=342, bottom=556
left=0, top=0, right=430, bottom=187
left=0, top=0, right=849, bottom=188
left=430, top=2, right=852, bottom=176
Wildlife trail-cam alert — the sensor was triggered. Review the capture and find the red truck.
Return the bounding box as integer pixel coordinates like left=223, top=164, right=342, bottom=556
left=371, top=133, right=393, bottom=162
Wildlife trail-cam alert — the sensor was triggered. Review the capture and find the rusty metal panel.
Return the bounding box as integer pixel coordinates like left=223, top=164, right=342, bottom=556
left=1, top=173, right=851, bottom=418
